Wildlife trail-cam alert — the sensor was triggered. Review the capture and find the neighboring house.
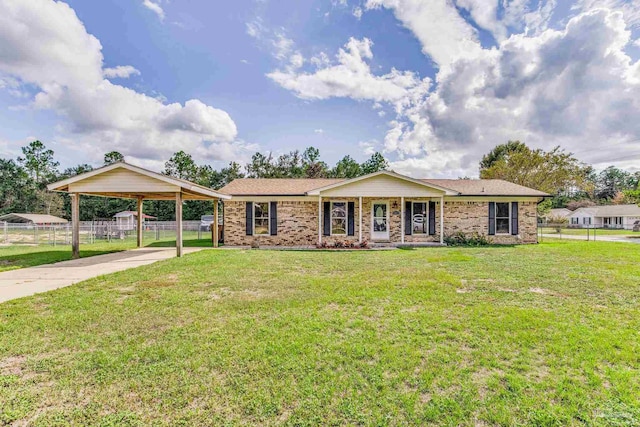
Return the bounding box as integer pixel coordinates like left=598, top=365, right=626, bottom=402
left=568, top=204, right=640, bottom=229
left=548, top=208, right=572, bottom=219
left=219, top=171, right=548, bottom=246
left=114, top=211, right=156, bottom=231
left=0, top=213, right=68, bottom=225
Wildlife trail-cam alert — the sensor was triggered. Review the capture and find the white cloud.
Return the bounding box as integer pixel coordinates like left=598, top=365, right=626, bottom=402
left=142, top=0, right=165, bottom=21
left=103, top=65, right=141, bottom=79
left=0, top=0, right=248, bottom=165
left=314, top=129, right=324, bottom=134
left=268, top=38, right=426, bottom=102
left=359, top=140, right=378, bottom=156
left=353, top=7, right=363, bottom=20
left=365, top=0, right=483, bottom=69
left=269, top=6, right=640, bottom=177
left=573, top=0, right=640, bottom=27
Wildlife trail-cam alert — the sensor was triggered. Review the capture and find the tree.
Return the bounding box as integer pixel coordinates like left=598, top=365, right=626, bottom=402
left=0, top=159, right=33, bottom=214
left=164, top=151, right=199, bottom=181
left=245, top=152, right=276, bottom=178
left=104, top=151, right=124, bottom=165
left=479, top=144, right=590, bottom=195
left=35, top=189, right=65, bottom=216
left=479, top=140, right=528, bottom=171
left=17, top=140, right=59, bottom=185
left=566, top=199, right=596, bottom=211
left=594, top=166, right=637, bottom=201
left=361, top=152, right=389, bottom=175
left=331, top=155, right=362, bottom=178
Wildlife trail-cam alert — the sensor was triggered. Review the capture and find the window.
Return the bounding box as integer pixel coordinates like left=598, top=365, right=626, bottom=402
left=412, top=202, right=427, bottom=234
left=583, top=217, right=591, bottom=225
left=571, top=217, right=579, bottom=225
left=495, top=202, right=510, bottom=234
left=331, top=202, right=347, bottom=235
left=253, top=202, right=269, bottom=235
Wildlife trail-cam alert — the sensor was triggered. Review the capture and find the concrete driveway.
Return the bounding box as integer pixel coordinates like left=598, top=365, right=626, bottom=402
left=0, top=247, right=205, bottom=304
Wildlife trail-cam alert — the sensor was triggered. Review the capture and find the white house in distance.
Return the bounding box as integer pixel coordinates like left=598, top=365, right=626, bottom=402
left=568, top=204, right=640, bottom=229
left=114, top=211, right=156, bottom=231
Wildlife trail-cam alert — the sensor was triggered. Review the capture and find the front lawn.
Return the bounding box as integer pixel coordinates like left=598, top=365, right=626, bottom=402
left=1, top=241, right=639, bottom=425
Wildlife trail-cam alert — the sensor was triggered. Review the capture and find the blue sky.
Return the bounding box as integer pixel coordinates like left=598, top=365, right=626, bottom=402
left=0, top=0, right=639, bottom=177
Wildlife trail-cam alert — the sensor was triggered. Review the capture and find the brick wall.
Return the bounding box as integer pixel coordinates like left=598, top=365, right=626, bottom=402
left=223, top=199, right=539, bottom=246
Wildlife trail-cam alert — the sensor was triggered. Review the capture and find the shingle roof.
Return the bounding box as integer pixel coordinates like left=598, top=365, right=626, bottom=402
left=219, top=178, right=345, bottom=195
left=220, top=175, right=548, bottom=197
left=570, top=204, right=640, bottom=217
left=421, top=179, right=549, bottom=197
left=0, top=213, right=68, bottom=224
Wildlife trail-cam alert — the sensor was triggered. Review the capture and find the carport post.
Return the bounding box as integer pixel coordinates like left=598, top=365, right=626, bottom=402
left=176, top=192, right=183, bottom=257
left=71, top=193, right=80, bottom=259
left=136, top=196, right=144, bottom=248
left=213, top=199, right=219, bottom=248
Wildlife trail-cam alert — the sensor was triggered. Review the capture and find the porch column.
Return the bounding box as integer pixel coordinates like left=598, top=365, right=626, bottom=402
left=213, top=199, right=219, bottom=248
left=136, top=196, right=144, bottom=248
left=440, top=195, right=444, bottom=244
left=176, top=192, right=183, bottom=257
left=401, top=196, right=405, bottom=244
left=358, top=196, right=363, bottom=243
left=318, top=195, right=322, bottom=245
left=71, top=193, right=80, bottom=259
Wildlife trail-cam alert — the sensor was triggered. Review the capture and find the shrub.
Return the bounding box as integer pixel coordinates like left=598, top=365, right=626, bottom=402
left=444, top=232, right=492, bottom=246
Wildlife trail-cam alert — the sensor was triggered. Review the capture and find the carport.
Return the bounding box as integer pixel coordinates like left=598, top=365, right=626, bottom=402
left=47, top=162, right=230, bottom=258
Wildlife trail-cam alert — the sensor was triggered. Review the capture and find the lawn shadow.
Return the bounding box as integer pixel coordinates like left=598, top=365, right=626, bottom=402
left=0, top=249, right=127, bottom=271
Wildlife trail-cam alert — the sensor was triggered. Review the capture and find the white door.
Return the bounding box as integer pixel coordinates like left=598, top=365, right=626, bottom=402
left=371, top=202, right=389, bottom=240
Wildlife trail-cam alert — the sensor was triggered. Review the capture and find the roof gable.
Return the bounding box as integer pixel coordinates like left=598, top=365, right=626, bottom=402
left=307, top=171, right=457, bottom=196
left=48, top=162, right=230, bottom=200
left=219, top=178, right=344, bottom=196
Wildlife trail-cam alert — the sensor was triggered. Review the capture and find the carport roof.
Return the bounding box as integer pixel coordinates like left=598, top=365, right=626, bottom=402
left=47, top=162, right=230, bottom=200
left=0, top=213, right=68, bottom=224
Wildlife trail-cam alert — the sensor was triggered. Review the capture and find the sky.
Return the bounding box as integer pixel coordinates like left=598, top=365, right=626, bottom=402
left=0, top=0, right=639, bottom=178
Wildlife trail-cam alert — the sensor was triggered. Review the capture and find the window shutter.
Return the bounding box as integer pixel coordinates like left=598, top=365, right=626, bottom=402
left=347, top=202, right=355, bottom=236
left=488, top=202, right=496, bottom=235
left=245, top=202, right=253, bottom=236
left=323, top=202, right=330, bottom=236
left=511, top=202, right=519, bottom=235
left=428, top=201, right=436, bottom=235
left=270, top=201, right=277, bottom=236
left=405, top=201, right=412, bottom=235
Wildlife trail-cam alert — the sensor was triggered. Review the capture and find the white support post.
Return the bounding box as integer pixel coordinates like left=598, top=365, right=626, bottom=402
left=401, top=196, right=405, bottom=244
left=440, top=195, right=444, bottom=245
left=137, top=196, right=144, bottom=248
left=176, top=192, right=183, bottom=257
left=358, top=196, right=363, bottom=243
left=213, top=199, right=219, bottom=248
left=318, top=196, right=322, bottom=246
left=3, top=221, right=7, bottom=243
left=71, top=193, right=80, bottom=259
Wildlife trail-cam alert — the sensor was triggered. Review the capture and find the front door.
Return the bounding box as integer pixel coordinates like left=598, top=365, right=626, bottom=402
left=371, top=202, right=389, bottom=241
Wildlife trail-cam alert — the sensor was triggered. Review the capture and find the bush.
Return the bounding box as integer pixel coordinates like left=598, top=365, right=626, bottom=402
left=444, top=232, right=492, bottom=246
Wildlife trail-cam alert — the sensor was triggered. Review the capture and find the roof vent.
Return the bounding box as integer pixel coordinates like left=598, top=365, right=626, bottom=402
left=481, top=187, right=485, bottom=193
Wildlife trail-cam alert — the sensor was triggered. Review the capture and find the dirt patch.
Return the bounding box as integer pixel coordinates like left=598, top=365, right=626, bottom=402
left=529, top=287, right=569, bottom=297
left=456, top=288, right=471, bottom=294
left=0, top=355, right=27, bottom=376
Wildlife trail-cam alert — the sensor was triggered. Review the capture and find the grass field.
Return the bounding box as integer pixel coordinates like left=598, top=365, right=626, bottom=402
left=0, top=232, right=211, bottom=272
left=1, top=241, right=639, bottom=426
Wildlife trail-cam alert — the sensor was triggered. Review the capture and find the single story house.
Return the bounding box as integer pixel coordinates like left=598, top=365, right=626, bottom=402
left=114, top=210, right=157, bottom=231
left=568, top=204, right=640, bottom=229
left=219, top=171, right=548, bottom=246
left=0, top=213, right=68, bottom=225
left=546, top=208, right=572, bottom=219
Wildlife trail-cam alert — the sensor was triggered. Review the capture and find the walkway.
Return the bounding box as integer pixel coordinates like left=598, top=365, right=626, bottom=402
left=0, top=247, right=205, bottom=304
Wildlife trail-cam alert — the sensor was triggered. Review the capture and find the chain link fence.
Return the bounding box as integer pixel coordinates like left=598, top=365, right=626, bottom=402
left=1, top=221, right=209, bottom=245
left=538, top=223, right=640, bottom=242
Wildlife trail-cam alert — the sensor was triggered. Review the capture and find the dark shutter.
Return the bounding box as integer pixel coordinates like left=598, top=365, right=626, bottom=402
left=270, top=201, right=277, bottom=236
left=488, top=202, right=496, bottom=235
left=347, top=202, right=355, bottom=236
left=405, top=201, right=412, bottom=235
left=323, top=202, right=330, bottom=236
left=511, top=202, right=519, bottom=235
left=245, top=202, right=253, bottom=235
left=428, top=201, right=436, bottom=235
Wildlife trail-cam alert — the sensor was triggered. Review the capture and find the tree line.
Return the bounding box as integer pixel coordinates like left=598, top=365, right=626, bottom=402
left=0, top=141, right=389, bottom=221
left=479, top=141, right=640, bottom=214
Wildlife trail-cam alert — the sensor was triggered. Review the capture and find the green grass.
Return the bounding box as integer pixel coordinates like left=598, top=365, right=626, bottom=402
left=540, top=227, right=638, bottom=236
left=1, top=241, right=639, bottom=426
left=0, top=231, right=212, bottom=272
